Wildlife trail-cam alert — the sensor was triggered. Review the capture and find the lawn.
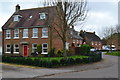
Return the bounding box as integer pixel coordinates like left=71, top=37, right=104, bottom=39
left=105, top=52, right=120, bottom=56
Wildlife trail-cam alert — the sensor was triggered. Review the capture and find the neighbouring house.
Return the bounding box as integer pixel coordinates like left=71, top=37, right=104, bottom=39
left=0, top=31, right=2, bottom=55
left=80, top=31, right=102, bottom=50
left=69, top=26, right=83, bottom=48
left=2, top=4, right=83, bottom=57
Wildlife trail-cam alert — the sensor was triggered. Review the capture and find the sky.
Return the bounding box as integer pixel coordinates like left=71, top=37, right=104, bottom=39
left=0, top=0, right=119, bottom=39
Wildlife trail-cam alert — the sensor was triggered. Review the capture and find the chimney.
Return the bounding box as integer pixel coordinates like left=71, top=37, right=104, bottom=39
left=16, top=4, right=20, bottom=12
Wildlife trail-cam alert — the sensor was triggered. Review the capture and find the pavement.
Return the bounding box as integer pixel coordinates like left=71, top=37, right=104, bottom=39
left=1, top=54, right=119, bottom=78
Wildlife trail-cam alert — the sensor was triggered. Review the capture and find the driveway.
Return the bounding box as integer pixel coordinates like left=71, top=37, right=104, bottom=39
left=1, top=54, right=119, bottom=78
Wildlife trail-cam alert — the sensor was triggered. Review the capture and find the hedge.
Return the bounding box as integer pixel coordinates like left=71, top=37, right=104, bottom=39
left=105, top=52, right=120, bottom=56
left=2, top=53, right=102, bottom=68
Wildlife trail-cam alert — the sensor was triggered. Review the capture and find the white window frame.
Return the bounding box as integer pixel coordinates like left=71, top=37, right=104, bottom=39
left=32, top=28, right=38, bottom=38
left=14, top=44, right=19, bottom=54
left=14, top=29, right=19, bottom=39
left=6, top=30, right=11, bottom=39
left=42, top=43, right=48, bottom=54
left=39, top=13, right=46, bottom=20
left=6, top=44, right=11, bottom=53
left=42, top=28, right=48, bottom=38
left=23, top=29, right=28, bottom=38
left=32, top=43, right=37, bottom=52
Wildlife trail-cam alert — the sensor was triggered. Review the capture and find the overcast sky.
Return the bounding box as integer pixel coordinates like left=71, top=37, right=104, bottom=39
left=0, top=0, right=119, bottom=38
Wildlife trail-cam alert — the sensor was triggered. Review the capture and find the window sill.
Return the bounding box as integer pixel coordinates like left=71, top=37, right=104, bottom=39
left=41, top=52, right=48, bottom=54
left=6, top=38, right=11, bottom=39
left=14, top=37, right=19, bottom=39
left=41, top=36, right=48, bottom=38
left=23, top=37, right=28, bottom=38
left=32, top=37, right=38, bottom=38
left=5, top=52, right=10, bottom=53
left=13, top=52, right=19, bottom=54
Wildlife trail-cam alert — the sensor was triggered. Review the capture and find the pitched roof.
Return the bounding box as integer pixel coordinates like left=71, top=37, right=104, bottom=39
left=69, top=28, right=83, bottom=40
left=2, top=6, right=57, bottom=29
left=81, top=31, right=101, bottom=42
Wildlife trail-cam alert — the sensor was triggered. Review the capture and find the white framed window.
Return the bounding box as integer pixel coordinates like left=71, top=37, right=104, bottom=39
left=6, top=44, right=11, bottom=53
left=39, top=13, right=46, bottom=19
left=42, top=43, right=48, bottom=54
left=14, top=44, right=19, bottom=54
left=42, top=28, right=48, bottom=38
left=32, top=43, right=37, bottom=52
left=32, top=28, right=38, bottom=38
left=23, top=29, right=28, bottom=38
left=6, top=30, right=11, bottom=39
left=14, top=29, right=19, bottom=38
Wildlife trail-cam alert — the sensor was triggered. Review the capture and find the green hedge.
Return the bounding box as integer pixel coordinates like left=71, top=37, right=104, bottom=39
left=105, top=52, right=120, bottom=56
left=2, top=53, right=102, bottom=68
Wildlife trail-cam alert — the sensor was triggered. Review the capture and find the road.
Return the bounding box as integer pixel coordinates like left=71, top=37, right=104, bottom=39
left=1, top=54, right=119, bottom=78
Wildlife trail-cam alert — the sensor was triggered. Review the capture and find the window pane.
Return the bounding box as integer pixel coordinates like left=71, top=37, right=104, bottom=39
left=33, top=28, right=38, bottom=37
left=23, top=29, right=28, bottom=37
left=43, top=44, right=47, bottom=47
left=7, top=45, right=10, bottom=47
left=43, top=49, right=47, bottom=52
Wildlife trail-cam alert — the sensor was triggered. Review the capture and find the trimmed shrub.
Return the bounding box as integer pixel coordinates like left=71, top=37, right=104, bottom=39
left=67, top=58, right=75, bottom=65
left=60, top=58, right=67, bottom=66
left=51, top=59, right=59, bottom=67
left=37, top=45, right=42, bottom=53
left=80, top=44, right=91, bottom=55
left=75, top=58, right=82, bottom=64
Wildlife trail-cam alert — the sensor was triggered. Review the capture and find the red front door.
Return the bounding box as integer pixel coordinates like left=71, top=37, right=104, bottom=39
left=23, top=45, right=28, bottom=56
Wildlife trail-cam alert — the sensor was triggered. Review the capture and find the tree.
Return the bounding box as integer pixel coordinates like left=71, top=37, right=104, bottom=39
left=103, top=26, right=116, bottom=51
left=115, top=25, right=120, bottom=46
left=44, top=0, right=88, bottom=58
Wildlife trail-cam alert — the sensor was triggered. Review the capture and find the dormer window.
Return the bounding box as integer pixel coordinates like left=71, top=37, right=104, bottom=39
left=13, top=15, right=22, bottom=22
left=39, top=13, right=47, bottom=20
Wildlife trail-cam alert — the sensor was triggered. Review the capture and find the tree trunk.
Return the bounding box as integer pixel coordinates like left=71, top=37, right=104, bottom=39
left=50, top=27, right=53, bottom=51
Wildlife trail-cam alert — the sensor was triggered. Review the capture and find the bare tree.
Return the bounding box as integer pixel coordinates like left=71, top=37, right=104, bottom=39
left=103, top=26, right=116, bottom=51
left=116, top=25, right=120, bottom=47
left=44, top=0, right=88, bottom=57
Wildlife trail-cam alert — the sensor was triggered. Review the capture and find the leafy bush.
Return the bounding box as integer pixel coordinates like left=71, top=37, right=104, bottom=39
left=37, top=45, right=42, bottom=53
left=57, top=50, right=64, bottom=57
left=80, top=44, right=91, bottom=55
left=49, top=48, right=56, bottom=57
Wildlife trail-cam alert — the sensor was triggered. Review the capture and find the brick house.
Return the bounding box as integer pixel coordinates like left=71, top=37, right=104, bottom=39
left=80, top=31, right=102, bottom=50
left=69, top=26, right=83, bottom=47
left=2, top=4, right=83, bottom=57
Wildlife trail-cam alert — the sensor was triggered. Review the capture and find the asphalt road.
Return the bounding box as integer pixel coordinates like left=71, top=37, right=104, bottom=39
left=1, top=54, right=119, bottom=78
